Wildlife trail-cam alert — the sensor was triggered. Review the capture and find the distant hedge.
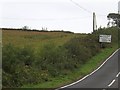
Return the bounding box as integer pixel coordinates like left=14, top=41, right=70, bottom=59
left=1, top=28, right=74, bottom=34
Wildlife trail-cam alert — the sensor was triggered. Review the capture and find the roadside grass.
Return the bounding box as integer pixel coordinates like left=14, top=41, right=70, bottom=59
left=22, top=45, right=118, bottom=88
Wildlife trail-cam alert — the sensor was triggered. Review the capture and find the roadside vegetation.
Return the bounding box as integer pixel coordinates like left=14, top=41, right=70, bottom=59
left=2, top=27, right=118, bottom=88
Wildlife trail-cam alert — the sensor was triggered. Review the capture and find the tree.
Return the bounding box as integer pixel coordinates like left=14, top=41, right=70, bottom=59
left=107, top=13, right=120, bottom=28
left=22, top=26, right=29, bottom=30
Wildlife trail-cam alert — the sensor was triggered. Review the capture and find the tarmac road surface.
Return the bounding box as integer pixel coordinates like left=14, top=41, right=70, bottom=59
left=57, top=49, right=119, bottom=90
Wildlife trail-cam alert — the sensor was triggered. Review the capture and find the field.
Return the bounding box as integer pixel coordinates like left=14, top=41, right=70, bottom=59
left=2, top=30, right=86, bottom=50
left=2, top=29, right=89, bottom=88
left=2, top=27, right=119, bottom=88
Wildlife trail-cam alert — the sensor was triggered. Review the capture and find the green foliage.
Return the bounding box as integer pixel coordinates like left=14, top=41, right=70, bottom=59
left=64, top=33, right=101, bottom=65
left=94, top=27, right=118, bottom=44
left=3, top=44, right=18, bottom=74
left=2, top=44, right=41, bottom=87
left=2, top=27, right=118, bottom=88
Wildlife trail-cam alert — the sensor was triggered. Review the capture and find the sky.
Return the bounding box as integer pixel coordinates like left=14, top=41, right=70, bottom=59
left=0, top=0, right=119, bottom=33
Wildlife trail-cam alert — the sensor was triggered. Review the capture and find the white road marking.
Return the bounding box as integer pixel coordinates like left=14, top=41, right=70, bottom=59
left=108, top=79, right=116, bottom=87
left=59, top=75, right=89, bottom=89
left=116, top=72, right=120, bottom=78
left=107, top=72, right=120, bottom=87
left=56, top=49, right=119, bottom=90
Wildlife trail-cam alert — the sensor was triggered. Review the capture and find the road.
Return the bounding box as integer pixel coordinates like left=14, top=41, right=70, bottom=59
left=57, top=49, right=119, bottom=89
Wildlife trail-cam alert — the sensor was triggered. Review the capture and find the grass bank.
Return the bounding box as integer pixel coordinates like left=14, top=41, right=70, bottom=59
left=23, top=45, right=118, bottom=88
left=2, top=27, right=118, bottom=88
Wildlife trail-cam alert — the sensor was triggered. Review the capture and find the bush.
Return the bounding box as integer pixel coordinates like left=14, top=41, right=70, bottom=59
left=2, top=27, right=118, bottom=87
left=35, top=43, right=69, bottom=77
left=64, top=35, right=100, bottom=65
left=2, top=33, right=102, bottom=87
left=2, top=44, right=19, bottom=74
left=2, top=44, right=40, bottom=87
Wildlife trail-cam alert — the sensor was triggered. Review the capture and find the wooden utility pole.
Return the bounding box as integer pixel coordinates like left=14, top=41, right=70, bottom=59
left=93, top=12, right=97, bottom=32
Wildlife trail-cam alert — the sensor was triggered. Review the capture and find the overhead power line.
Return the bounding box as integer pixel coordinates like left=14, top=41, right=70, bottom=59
left=69, top=0, right=106, bottom=17
left=69, top=0, right=92, bottom=14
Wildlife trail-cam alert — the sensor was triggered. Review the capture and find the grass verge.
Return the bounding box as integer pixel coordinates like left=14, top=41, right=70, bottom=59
left=22, top=45, right=118, bottom=88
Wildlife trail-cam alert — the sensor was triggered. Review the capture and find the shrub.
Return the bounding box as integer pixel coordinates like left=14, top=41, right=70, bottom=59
left=2, top=44, right=40, bottom=87
left=2, top=27, right=118, bottom=87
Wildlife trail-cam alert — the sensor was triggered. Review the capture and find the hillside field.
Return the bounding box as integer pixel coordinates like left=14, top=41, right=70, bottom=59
left=2, top=27, right=119, bottom=88
left=2, top=30, right=86, bottom=50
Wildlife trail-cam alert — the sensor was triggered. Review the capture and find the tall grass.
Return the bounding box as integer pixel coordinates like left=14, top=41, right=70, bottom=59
left=2, top=27, right=118, bottom=88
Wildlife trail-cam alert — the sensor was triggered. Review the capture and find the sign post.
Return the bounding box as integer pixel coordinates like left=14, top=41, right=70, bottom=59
left=99, top=35, right=112, bottom=48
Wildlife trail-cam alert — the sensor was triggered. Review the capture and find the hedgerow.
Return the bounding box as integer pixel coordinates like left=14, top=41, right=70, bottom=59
left=2, top=27, right=118, bottom=87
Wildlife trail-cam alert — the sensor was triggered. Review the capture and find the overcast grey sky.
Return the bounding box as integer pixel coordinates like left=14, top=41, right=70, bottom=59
left=0, top=0, right=119, bottom=33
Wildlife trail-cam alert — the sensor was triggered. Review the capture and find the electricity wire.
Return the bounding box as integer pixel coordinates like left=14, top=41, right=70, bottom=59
left=69, top=0, right=92, bottom=14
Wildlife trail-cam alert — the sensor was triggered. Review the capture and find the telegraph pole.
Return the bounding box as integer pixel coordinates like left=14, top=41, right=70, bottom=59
left=93, top=12, right=97, bottom=32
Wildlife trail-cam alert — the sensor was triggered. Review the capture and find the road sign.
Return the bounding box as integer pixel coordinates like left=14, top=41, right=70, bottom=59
left=99, top=35, right=111, bottom=43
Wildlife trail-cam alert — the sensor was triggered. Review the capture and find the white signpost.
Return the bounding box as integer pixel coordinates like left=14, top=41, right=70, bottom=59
left=99, top=35, right=112, bottom=43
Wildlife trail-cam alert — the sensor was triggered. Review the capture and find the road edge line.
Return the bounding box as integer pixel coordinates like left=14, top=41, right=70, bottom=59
left=116, top=72, right=120, bottom=78
left=56, top=48, right=119, bottom=89
left=108, top=79, right=116, bottom=87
